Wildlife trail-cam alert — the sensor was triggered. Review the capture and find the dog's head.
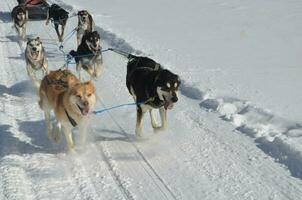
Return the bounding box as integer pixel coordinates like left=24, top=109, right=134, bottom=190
left=16, top=6, right=26, bottom=21
left=155, top=70, right=180, bottom=110
left=78, top=10, right=90, bottom=24
left=26, top=37, right=43, bottom=59
left=69, top=81, right=96, bottom=116
left=83, top=31, right=101, bottom=54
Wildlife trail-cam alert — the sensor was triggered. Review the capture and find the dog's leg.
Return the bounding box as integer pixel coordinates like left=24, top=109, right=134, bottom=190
left=26, top=64, right=40, bottom=89
left=135, top=106, right=144, bottom=136
left=52, top=121, right=61, bottom=143
left=77, top=119, right=88, bottom=147
left=43, top=57, right=49, bottom=75
left=44, top=110, right=53, bottom=140
left=155, top=107, right=167, bottom=132
left=16, top=26, right=21, bottom=38
left=60, top=24, right=66, bottom=42
left=93, top=58, right=103, bottom=79
left=54, top=24, right=62, bottom=42
left=149, top=109, right=160, bottom=129
left=76, top=62, right=82, bottom=81
left=76, top=36, right=81, bottom=47
left=21, top=26, right=26, bottom=40
left=85, top=65, right=94, bottom=79
left=63, top=126, right=74, bottom=151
left=45, top=12, right=50, bottom=25
left=160, top=107, right=168, bottom=129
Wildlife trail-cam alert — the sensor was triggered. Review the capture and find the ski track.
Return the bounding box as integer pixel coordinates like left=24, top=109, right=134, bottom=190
left=1, top=0, right=302, bottom=199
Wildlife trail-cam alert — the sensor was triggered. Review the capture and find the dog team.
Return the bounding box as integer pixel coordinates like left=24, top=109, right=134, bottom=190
left=11, top=3, right=181, bottom=151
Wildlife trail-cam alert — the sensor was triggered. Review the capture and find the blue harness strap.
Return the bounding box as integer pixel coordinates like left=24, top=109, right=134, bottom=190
left=93, top=102, right=141, bottom=115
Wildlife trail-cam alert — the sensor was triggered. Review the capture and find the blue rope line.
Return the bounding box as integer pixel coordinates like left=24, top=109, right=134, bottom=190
left=93, top=101, right=144, bottom=115
left=60, top=27, right=78, bottom=49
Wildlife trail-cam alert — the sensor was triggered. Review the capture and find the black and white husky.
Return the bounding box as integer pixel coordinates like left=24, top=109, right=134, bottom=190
left=123, top=54, right=180, bottom=136
left=25, top=37, right=48, bottom=88
left=11, top=5, right=28, bottom=40
left=69, top=31, right=102, bottom=81
left=77, top=10, right=95, bottom=46
left=46, top=4, right=69, bottom=42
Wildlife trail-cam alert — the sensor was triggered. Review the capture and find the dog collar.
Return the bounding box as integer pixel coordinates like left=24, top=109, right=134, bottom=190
left=65, top=109, right=77, bottom=127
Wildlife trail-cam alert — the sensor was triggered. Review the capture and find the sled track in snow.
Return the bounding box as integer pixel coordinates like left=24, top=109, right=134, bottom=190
left=97, top=98, right=179, bottom=200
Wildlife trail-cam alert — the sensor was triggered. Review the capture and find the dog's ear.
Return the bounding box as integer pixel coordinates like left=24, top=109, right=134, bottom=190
left=36, top=37, right=41, bottom=42
left=77, top=11, right=81, bottom=15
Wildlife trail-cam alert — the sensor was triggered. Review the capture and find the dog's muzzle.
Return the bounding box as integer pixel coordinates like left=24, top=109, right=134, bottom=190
left=31, top=50, right=40, bottom=59
left=163, top=92, right=178, bottom=110
left=77, top=101, right=90, bottom=115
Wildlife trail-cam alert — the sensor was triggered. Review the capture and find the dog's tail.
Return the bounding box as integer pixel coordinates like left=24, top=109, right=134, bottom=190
left=108, top=48, right=136, bottom=60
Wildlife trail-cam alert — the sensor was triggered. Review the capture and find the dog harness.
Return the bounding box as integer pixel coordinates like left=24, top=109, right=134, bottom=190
left=45, top=69, right=72, bottom=88
left=64, top=109, right=77, bottom=127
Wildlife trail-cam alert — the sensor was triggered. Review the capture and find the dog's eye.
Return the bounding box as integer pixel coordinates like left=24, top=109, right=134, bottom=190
left=76, top=95, right=81, bottom=99
left=87, top=93, right=92, bottom=97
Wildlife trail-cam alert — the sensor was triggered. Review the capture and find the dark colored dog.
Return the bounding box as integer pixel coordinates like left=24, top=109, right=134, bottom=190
left=11, top=5, right=28, bottom=40
left=46, top=4, right=69, bottom=42
left=126, top=55, right=180, bottom=136
left=77, top=10, right=95, bottom=46
left=69, top=31, right=102, bottom=80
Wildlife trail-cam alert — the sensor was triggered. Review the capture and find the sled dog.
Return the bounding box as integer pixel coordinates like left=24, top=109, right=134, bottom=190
left=25, top=37, right=48, bottom=88
left=69, top=31, right=102, bottom=80
left=125, top=54, right=180, bottom=136
left=77, top=10, right=95, bottom=46
left=39, top=69, right=96, bottom=150
left=11, top=5, right=28, bottom=40
left=46, top=4, right=69, bottom=42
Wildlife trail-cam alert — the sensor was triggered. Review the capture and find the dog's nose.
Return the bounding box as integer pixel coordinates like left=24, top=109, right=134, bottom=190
left=171, top=96, right=178, bottom=103
left=83, top=101, right=89, bottom=106
left=32, top=47, right=37, bottom=51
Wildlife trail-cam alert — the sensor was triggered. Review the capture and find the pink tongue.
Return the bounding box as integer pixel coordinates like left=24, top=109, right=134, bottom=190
left=164, top=102, right=174, bottom=110
left=82, top=106, right=90, bottom=115
left=32, top=52, right=38, bottom=59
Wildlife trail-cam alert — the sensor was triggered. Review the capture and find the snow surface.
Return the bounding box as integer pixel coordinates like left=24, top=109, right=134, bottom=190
left=1, top=0, right=302, bottom=199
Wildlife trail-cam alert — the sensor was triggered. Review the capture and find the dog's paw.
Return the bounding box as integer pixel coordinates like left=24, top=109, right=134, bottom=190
left=67, top=143, right=75, bottom=152
left=151, top=123, right=161, bottom=129
left=67, top=146, right=76, bottom=154
left=153, top=126, right=167, bottom=133
left=135, top=128, right=142, bottom=137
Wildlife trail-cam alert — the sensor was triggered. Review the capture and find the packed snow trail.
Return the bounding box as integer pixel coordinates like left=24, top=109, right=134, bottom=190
left=1, top=0, right=302, bottom=199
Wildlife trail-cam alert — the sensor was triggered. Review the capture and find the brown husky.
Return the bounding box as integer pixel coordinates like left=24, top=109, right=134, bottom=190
left=39, top=69, right=96, bottom=150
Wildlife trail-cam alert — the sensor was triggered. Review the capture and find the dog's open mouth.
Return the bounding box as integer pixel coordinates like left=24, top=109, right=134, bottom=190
left=164, top=101, right=174, bottom=110
left=31, top=51, right=39, bottom=59
left=163, top=96, right=174, bottom=110
left=92, top=46, right=100, bottom=53
left=88, top=44, right=101, bottom=54
left=77, top=104, right=90, bottom=115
